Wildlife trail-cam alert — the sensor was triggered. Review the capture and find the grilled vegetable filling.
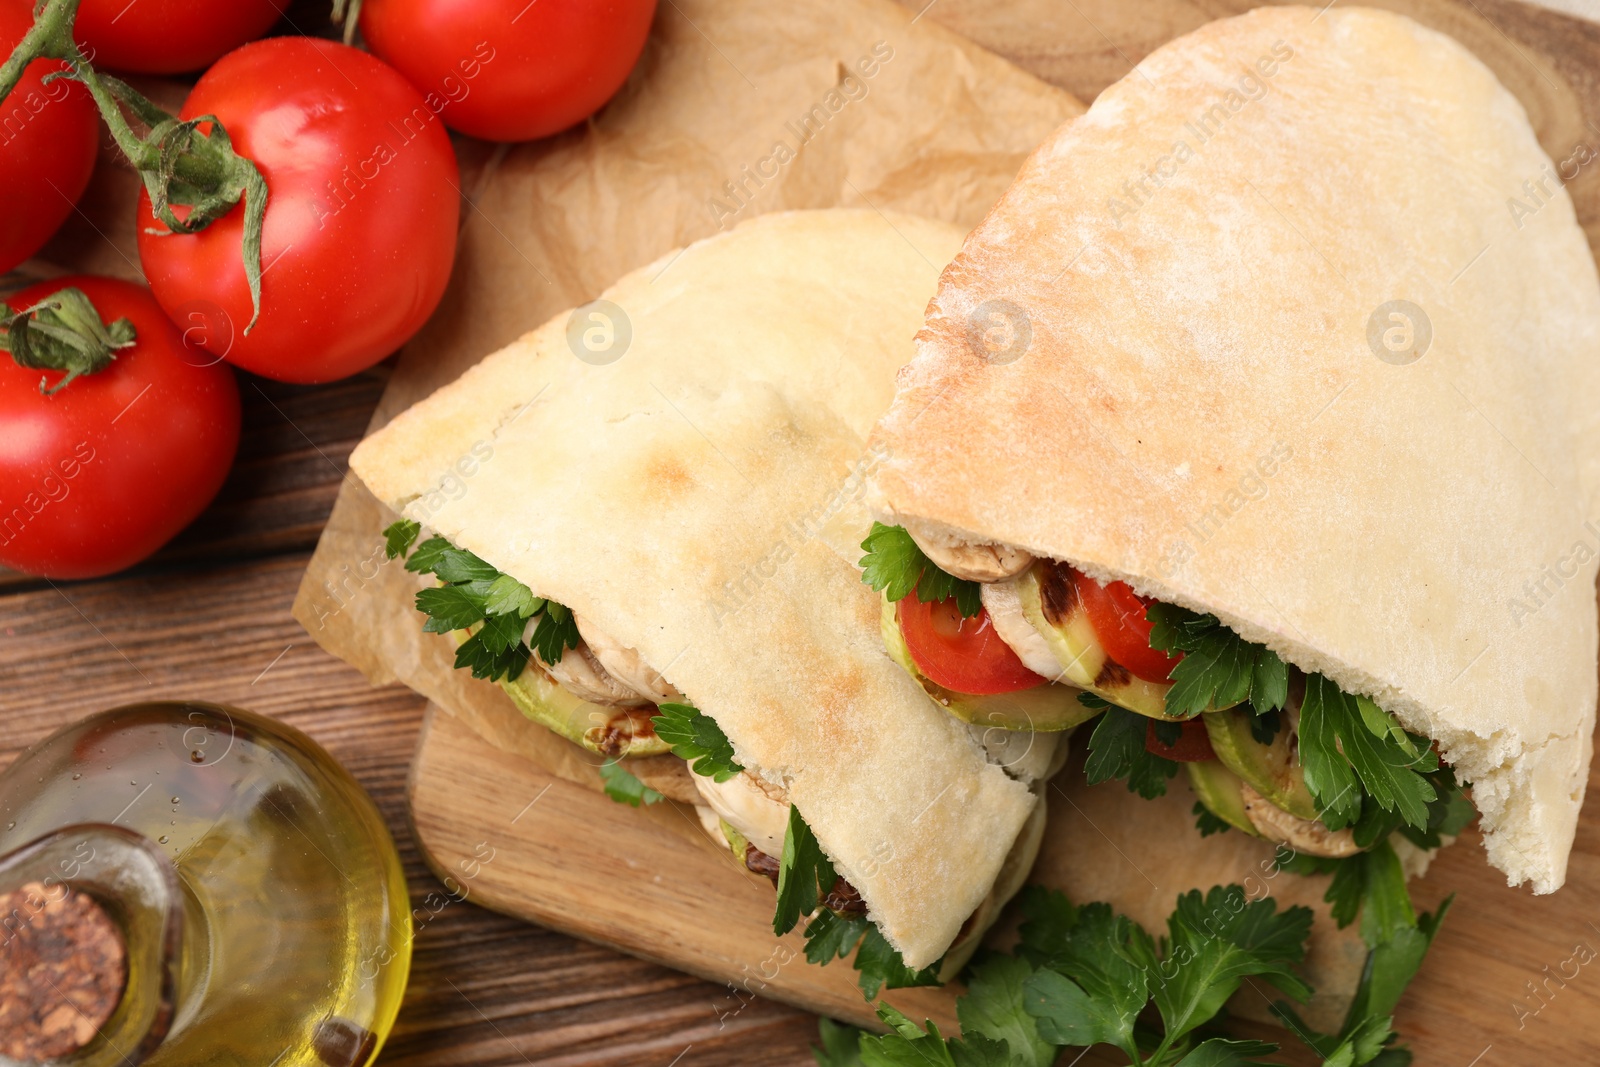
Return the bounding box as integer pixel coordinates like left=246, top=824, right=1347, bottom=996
left=860, top=523, right=1475, bottom=859
left=383, top=520, right=946, bottom=997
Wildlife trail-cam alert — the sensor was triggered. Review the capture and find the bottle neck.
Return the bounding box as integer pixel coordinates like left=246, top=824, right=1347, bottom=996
left=0, top=824, right=184, bottom=1066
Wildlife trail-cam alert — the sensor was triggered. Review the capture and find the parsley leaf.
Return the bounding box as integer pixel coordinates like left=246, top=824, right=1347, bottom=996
left=1272, top=842, right=1453, bottom=1067
left=454, top=627, right=531, bottom=682
left=597, top=759, right=663, bottom=807
left=1153, top=887, right=1313, bottom=1043
left=841, top=882, right=1344, bottom=1067
left=858, top=1006, right=1009, bottom=1067
left=406, top=535, right=451, bottom=574
left=1193, top=801, right=1233, bottom=837
left=431, top=543, right=500, bottom=583
left=1395, top=767, right=1474, bottom=850
left=528, top=600, right=580, bottom=664
left=805, top=909, right=871, bottom=966
left=415, top=584, right=490, bottom=632
left=651, top=702, right=743, bottom=782
left=1172, top=1038, right=1283, bottom=1066
left=1016, top=888, right=1153, bottom=1060
left=484, top=573, right=541, bottom=617
left=813, top=1017, right=867, bottom=1067
left=857, top=1006, right=958, bottom=1067
left=474, top=610, right=527, bottom=655
left=774, top=804, right=836, bottom=936
left=1249, top=710, right=1282, bottom=745
left=958, top=956, right=1056, bottom=1067
left=1352, top=895, right=1452, bottom=1031
left=1015, top=884, right=1079, bottom=966
left=1084, top=708, right=1178, bottom=799
left=854, top=924, right=941, bottom=999
left=383, top=519, right=421, bottom=559
left=387, top=526, right=578, bottom=678
left=1147, top=604, right=1288, bottom=717
left=859, top=522, right=982, bottom=618
left=803, top=911, right=941, bottom=1000
left=1298, top=676, right=1437, bottom=832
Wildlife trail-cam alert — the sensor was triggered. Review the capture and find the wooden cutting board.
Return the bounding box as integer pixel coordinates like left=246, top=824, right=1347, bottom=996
left=411, top=697, right=1600, bottom=1065
left=408, top=1, right=1600, bottom=1062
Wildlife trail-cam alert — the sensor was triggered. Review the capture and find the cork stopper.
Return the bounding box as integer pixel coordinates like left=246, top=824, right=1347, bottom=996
left=0, top=881, right=128, bottom=1062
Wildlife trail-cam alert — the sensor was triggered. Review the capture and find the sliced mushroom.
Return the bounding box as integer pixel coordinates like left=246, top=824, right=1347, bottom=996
left=535, top=637, right=648, bottom=707
left=1239, top=781, right=1361, bottom=858
left=692, top=769, right=790, bottom=859
left=904, top=521, right=1033, bottom=583
left=575, top=614, right=683, bottom=704
left=981, top=578, right=1069, bottom=680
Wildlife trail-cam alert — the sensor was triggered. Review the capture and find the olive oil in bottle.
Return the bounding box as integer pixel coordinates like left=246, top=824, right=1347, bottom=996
left=0, top=702, right=411, bottom=1067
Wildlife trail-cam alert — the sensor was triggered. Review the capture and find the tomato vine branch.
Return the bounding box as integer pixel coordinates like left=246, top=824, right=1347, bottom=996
left=0, top=0, right=268, bottom=332
left=329, top=0, right=363, bottom=46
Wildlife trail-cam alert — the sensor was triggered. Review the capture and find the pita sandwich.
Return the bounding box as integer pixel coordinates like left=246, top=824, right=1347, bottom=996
left=866, top=3, right=1600, bottom=901
left=348, top=209, right=1075, bottom=975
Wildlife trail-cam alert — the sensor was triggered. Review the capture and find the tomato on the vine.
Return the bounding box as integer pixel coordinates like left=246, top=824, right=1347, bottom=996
left=358, top=0, right=656, bottom=142
left=1145, top=718, right=1215, bottom=762
left=1073, top=569, right=1184, bottom=684
left=0, top=0, right=98, bottom=274
left=899, top=594, right=1048, bottom=696
left=73, top=0, right=285, bottom=74
left=136, top=37, right=459, bottom=384
left=0, top=276, right=240, bottom=579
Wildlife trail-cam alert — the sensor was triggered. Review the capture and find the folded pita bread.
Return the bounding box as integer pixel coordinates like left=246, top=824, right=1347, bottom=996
left=349, top=209, right=1052, bottom=969
left=868, top=6, right=1600, bottom=893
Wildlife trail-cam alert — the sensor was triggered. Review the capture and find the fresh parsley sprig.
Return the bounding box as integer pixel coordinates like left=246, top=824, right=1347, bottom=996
left=1273, top=840, right=1455, bottom=1066
left=775, top=804, right=837, bottom=936
left=651, top=702, right=744, bottom=781
left=775, top=805, right=941, bottom=999
left=1147, top=604, right=1288, bottom=718
left=597, top=759, right=663, bottom=808
left=816, top=884, right=1318, bottom=1067
left=1141, top=603, right=1458, bottom=838
left=1193, top=803, right=1233, bottom=837
left=860, top=522, right=982, bottom=618
left=1297, top=676, right=1438, bottom=833
left=805, top=910, right=942, bottom=1000
left=1081, top=695, right=1179, bottom=799
left=383, top=520, right=580, bottom=682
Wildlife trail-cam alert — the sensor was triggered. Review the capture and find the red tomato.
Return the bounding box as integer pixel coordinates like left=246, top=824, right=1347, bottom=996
left=0, top=0, right=99, bottom=274
left=136, top=37, right=459, bottom=384
left=899, top=594, right=1048, bottom=696
left=73, top=0, right=284, bottom=74
left=0, top=276, right=240, bottom=579
left=1072, top=569, right=1184, bottom=684
left=359, top=0, right=656, bottom=142
left=1146, top=718, right=1215, bottom=762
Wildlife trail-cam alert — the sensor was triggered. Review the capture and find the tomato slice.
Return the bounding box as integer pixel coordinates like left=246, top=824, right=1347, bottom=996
left=898, top=594, right=1048, bottom=695
left=1072, top=570, right=1184, bottom=684
left=1146, top=718, right=1215, bottom=762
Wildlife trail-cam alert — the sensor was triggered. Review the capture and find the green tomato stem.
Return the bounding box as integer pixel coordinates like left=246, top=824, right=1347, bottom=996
left=0, top=288, right=137, bottom=395
left=1, top=0, right=268, bottom=332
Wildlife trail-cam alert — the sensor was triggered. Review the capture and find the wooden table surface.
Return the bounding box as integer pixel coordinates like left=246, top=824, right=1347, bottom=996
left=4, top=1, right=1598, bottom=1064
